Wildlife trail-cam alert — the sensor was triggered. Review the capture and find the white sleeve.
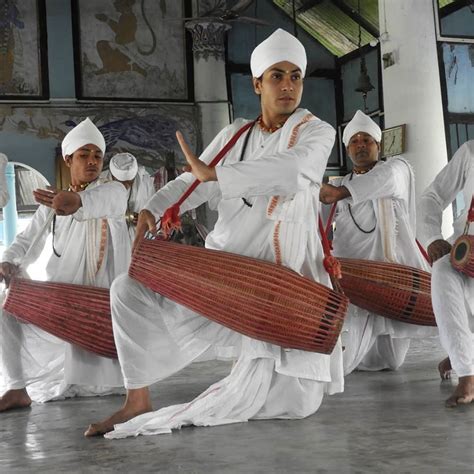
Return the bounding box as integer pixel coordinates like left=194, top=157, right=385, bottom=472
left=1, top=206, right=51, bottom=266
left=74, top=181, right=128, bottom=221
left=344, top=157, right=411, bottom=205
left=215, top=120, right=335, bottom=199
left=417, top=142, right=471, bottom=247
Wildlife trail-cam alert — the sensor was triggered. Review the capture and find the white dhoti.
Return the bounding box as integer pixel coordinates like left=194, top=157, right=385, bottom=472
left=106, top=273, right=342, bottom=438
left=431, top=255, right=474, bottom=377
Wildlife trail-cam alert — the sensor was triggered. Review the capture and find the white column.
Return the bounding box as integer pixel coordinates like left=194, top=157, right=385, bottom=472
left=185, top=20, right=232, bottom=148
left=379, top=0, right=452, bottom=235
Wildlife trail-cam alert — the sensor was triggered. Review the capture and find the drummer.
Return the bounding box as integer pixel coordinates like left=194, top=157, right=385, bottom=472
left=417, top=140, right=474, bottom=407
left=85, top=28, right=344, bottom=438
left=0, top=118, right=129, bottom=412
left=320, top=110, right=436, bottom=375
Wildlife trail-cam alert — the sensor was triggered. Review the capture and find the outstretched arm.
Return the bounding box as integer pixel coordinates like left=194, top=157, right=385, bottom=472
left=417, top=141, right=471, bottom=249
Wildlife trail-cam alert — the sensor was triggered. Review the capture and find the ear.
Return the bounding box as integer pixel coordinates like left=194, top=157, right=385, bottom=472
left=64, top=155, right=73, bottom=168
left=252, top=77, right=261, bottom=95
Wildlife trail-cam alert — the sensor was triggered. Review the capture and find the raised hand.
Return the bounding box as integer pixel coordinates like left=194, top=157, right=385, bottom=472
left=176, top=131, right=217, bottom=182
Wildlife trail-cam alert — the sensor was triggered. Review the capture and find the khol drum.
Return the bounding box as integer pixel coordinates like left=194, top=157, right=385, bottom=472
left=338, top=258, right=436, bottom=326
left=129, top=239, right=348, bottom=354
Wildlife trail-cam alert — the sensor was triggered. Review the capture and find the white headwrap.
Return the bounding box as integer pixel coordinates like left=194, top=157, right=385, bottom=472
left=109, top=152, right=138, bottom=181
left=342, top=110, right=382, bottom=146
left=61, top=117, right=106, bottom=159
left=250, top=28, right=307, bottom=78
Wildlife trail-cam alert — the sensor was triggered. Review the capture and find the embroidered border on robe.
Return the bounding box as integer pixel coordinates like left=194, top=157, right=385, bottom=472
left=269, top=113, right=315, bottom=264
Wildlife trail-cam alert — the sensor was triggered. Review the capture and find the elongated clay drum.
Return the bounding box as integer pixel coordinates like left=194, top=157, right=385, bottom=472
left=450, top=234, right=474, bottom=277
left=129, top=239, right=348, bottom=354
left=338, top=258, right=436, bottom=326
left=3, top=278, right=117, bottom=358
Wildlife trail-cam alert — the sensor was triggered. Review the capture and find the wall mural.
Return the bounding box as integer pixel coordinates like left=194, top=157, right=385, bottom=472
left=72, top=0, right=189, bottom=100
left=0, top=104, right=200, bottom=171
left=0, top=0, right=48, bottom=98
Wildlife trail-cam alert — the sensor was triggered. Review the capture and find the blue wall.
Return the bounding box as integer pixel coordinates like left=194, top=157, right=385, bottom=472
left=340, top=48, right=380, bottom=123
left=441, top=6, right=474, bottom=37
left=46, top=0, right=76, bottom=98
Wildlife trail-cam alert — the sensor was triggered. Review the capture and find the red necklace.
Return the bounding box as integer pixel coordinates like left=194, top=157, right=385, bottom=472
left=257, top=115, right=287, bottom=133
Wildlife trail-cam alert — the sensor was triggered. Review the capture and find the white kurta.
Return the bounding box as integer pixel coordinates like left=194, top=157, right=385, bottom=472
left=332, top=157, right=436, bottom=375
left=417, top=140, right=474, bottom=377
left=106, top=108, right=344, bottom=439
left=0, top=180, right=129, bottom=402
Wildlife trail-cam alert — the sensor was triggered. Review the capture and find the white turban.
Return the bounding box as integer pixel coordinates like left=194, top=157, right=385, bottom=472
left=250, top=28, right=307, bottom=78
left=109, top=152, right=138, bottom=181
left=61, top=117, right=106, bottom=159
left=342, top=110, right=382, bottom=146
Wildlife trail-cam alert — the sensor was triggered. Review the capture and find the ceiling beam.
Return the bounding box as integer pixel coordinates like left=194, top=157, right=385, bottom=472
left=329, top=0, right=379, bottom=38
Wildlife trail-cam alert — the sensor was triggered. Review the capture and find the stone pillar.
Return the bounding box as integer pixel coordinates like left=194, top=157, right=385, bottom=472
left=185, top=20, right=232, bottom=148
left=379, top=0, right=452, bottom=235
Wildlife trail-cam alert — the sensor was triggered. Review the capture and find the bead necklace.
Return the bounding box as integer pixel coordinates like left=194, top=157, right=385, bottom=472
left=347, top=171, right=376, bottom=234
left=256, top=115, right=287, bottom=133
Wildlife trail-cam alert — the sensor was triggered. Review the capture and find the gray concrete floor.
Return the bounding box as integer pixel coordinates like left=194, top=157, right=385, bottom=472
left=0, top=339, right=473, bottom=473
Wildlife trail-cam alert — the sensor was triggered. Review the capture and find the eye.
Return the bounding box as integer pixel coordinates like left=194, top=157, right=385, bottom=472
left=291, top=74, right=301, bottom=81
left=271, top=72, right=282, bottom=80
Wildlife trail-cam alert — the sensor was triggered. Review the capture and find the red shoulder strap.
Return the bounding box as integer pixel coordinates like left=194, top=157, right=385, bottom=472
left=161, top=121, right=255, bottom=236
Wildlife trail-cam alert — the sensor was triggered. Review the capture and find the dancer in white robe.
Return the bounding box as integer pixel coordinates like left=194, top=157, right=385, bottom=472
left=0, top=118, right=130, bottom=411
left=103, top=152, right=155, bottom=243
left=0, top=153, right=10, bottom=208
left=320, top=110, right=435, bottom=375
left=417, top=139, right=474, bottom=407
left=86, top=28, right=344, bottom=439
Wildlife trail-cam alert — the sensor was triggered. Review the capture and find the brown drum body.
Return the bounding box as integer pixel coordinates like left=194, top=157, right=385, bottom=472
left=129, top=239, right=348, bottom=354
left=3, top=278, right=117, bottom=358
left=338, top=258, right=436, bottom=326
left=450, top=235, right=474, bottom=277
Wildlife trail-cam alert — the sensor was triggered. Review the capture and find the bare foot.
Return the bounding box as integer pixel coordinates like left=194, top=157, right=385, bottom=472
left=438, top=357, right=452, bottom=380
left=84, top=387, right=152, bottom=437
left=445, top=375, right=474, bottom=408
left=0, top=389, right=32, bottom=412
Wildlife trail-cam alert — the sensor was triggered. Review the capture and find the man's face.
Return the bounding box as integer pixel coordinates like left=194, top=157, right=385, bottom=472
left=253, top=61, right=303, bottom=118
left=65, top=144, right=104, bottom=183
left=346, top=132, right=380, bottom=168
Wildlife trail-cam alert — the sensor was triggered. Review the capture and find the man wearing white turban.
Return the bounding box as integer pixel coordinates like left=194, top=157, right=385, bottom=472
left=85, top=28, right=343, bottom=438
left=417, top=140, right=474, bottom=407
left=320, top=110, right=435, bottom=375
left=0, top=118, right=130, bottom=411
left=103, top=152, right=155, bottom=241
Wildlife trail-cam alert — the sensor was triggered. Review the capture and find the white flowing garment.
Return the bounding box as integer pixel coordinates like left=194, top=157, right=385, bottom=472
left=105, top=108, right=344, bottom=439
left=0, top=180, right=129, bottom=402
left=417, top=140, right=474, bottom=376
left=331, top=157, right=436, bottom=375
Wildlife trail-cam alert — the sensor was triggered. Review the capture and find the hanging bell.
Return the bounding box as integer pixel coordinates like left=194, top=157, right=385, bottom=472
left=355, top=57, right=375, bottom=94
